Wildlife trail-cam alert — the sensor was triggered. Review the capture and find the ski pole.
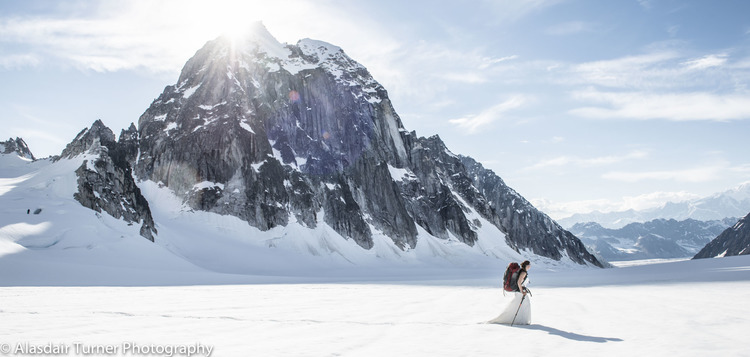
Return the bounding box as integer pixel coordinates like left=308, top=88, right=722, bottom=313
left=510, top=293, right=526, bottom=327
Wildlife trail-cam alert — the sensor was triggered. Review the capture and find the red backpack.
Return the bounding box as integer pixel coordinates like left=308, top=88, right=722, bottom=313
left=502, top=262, right=521, bottom=292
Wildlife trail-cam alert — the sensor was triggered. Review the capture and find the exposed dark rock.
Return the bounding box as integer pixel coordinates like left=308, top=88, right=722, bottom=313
left=63, top=120, right=157, bottom=241
left=1, top=137, right=35, bottom=160
left=694, top=212, right=750, bottom=259
left=459, top=155, right=603, bottom=267
left=59, top=119, right=116, bottom=159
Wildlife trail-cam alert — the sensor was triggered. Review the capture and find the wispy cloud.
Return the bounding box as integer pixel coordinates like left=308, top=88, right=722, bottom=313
left=682, top=54, right=728, bottom=70
left=566, top=50, right=748, bottom=91
left=0, top=10, right=189, bottom=73
left=570, top=89, right=750, bottom=121
left=438, top=72, right=489, bottom=84
left=532, top=190, right=701, bottom=219
left=561, top=47, right=750, bottom=121
left=0, top=53, right=41, bottom=69
left=569, top=51, right=681, bottom=88
left=0, top=0, right=389, bottom=74
left=478, top=55, right=518, bottom=70
left=602, top=166, right=724, bottom=183
left=449, top=95, right=527, bottom=133
left=524, top=150, right=648, bottom=170
left=729, top=164, right=750, bottom=176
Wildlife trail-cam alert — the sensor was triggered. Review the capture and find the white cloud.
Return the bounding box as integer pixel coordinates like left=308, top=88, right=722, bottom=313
left=682, top=54, right=728, bottom=71
left=569, top=51, right=681, bottom=88
left=602, top=166, right=724, bottom=183
left=449, top=95, right=527, bottom=133
left=532, top=190, right=701, bottom=219
left=524, top=150, right=648, bottom=170
left=438, top=72, right=489, bottom=84
left=564, top=49, right=750, bottom=121
left=0, top=0, right=395, bottom=74
left=570, top=89, right=750, bottom=121
left=730, top=164, right=750, bottom=174
left=564, top=49, right=750, bottom=95
left=0, top=53, right=41, bottom=69
left=478, top=55, right=518, bottom=70
left=354, top=41, right=515, bottom=112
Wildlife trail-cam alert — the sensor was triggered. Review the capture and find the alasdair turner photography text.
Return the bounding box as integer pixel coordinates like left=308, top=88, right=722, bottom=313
left=0, top=341, right=213, bottom=356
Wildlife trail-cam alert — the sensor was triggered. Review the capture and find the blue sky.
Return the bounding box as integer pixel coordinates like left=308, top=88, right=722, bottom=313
left=2, top=0, right=750, bottom=219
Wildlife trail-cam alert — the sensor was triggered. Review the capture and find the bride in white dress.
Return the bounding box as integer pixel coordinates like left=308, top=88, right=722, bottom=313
left=488, top=260, right=531, bottom=325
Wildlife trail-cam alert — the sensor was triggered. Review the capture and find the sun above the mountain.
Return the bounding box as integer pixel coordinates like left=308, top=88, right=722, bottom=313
left=174, top=0, right=289, bottom=45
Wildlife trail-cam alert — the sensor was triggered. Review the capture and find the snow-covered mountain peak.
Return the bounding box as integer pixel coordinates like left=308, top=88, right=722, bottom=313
left=58, top=119, right=116, bottom=159
left=297, top=38, right=344, bottom=61
left=716, top=181, right=750, bottom=202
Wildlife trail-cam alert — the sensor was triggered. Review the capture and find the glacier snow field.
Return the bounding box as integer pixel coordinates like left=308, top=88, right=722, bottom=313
left=2, top=256, right=750, bottom=356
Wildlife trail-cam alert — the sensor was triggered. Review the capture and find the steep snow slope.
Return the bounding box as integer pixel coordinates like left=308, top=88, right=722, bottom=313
left=1, top=151, right=583, bottom=286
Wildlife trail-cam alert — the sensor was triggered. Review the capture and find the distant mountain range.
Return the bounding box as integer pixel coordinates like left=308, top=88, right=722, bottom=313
left=558, top=182, right=750, bottom=229
left=570, top=218, right=737, bottom=261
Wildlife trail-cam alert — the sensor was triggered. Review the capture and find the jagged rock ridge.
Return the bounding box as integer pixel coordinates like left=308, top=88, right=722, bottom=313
left=57, top=120, right=156, bottom=241
left=1, top=137, right=35, bottom=160
left=458, top=155, right=601, bottom=265
left=694, top=212, right=750, bottom=259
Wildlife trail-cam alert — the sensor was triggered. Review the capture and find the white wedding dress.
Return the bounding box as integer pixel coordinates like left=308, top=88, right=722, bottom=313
left=488, top=291, right=531, bottom=325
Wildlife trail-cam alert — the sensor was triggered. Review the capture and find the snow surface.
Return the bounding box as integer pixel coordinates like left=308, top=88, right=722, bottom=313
left=238, top=121, right=254, bottom=134
left=182, top=85, right=200, bottom=99
left=1, top=256, right=749, bottom=356
left=387, top=164, right=416, bottom=182
left=163, top=122, right=178, bottom=133
left=192, top=181, right=225, bottom=191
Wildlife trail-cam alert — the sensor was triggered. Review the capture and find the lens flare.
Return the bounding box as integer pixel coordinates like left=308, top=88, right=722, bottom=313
left=288, top=90, right=300, bottom=102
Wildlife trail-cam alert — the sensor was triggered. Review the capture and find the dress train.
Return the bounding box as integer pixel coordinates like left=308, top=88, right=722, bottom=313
left=487, top=292, right=531, bottom=325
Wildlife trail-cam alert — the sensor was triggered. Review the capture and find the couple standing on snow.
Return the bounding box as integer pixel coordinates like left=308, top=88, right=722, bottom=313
left=488, top=260, right=531, bottom=325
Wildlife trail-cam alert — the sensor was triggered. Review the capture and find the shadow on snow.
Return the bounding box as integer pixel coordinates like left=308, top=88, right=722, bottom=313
left=517, top=324, right=623, bottom=343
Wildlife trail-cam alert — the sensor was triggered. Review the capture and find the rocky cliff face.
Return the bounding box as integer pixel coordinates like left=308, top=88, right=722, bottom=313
left=1, top=137, right=35, bottom=160
left=459, top=155, right=601, bottom=265
left=694, top=212, right=750, bottom=259
left=58, top=120, right=156, bottom=241
left=67, top=24, right=601, bottom=266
